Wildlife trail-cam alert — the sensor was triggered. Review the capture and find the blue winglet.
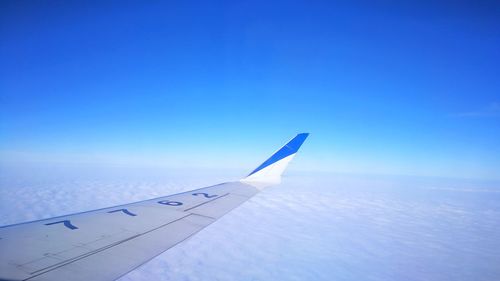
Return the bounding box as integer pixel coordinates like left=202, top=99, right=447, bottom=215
left=247, top=133, right=309, bottom=177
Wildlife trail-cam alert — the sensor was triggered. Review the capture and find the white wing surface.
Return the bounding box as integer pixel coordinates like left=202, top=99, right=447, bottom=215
left=0, top=133, right=308, bottom=281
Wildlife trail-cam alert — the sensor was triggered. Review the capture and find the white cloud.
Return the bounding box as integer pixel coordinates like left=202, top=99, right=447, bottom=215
left=1, top=166, right=499, bottom=280
left=454, top=102, right=500, bottom=117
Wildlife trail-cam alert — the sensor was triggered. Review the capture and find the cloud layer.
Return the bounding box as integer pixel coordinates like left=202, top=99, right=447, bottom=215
left=1, top=166, right=499, bottom=281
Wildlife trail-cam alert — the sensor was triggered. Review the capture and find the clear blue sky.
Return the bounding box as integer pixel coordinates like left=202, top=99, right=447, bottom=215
left=1, top=1, right=499, bottom=179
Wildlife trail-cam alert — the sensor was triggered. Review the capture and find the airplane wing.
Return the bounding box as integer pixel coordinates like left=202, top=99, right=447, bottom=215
left=0, top=133, right=308, bottom=281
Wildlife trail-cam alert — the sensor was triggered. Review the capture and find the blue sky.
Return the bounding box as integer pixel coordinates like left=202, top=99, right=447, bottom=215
left=1, top=1, right=499, bottom=179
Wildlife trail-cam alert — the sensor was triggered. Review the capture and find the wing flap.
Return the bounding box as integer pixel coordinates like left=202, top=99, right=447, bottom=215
left=26, top=214, right=215, bottom=281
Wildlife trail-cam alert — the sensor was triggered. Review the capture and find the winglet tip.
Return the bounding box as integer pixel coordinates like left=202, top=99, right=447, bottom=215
left=241, top=133, right=309, bottom=188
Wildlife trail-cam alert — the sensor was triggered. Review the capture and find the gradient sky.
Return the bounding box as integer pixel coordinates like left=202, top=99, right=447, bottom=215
left=1, top=1, right=499, bottom=179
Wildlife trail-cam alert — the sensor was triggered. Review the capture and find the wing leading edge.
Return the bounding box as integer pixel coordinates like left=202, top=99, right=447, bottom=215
left=0, top=133, right=308, bottom=281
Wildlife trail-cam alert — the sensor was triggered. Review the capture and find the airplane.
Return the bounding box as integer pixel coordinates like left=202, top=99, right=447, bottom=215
left=0, top=133, right=309, bottom=281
